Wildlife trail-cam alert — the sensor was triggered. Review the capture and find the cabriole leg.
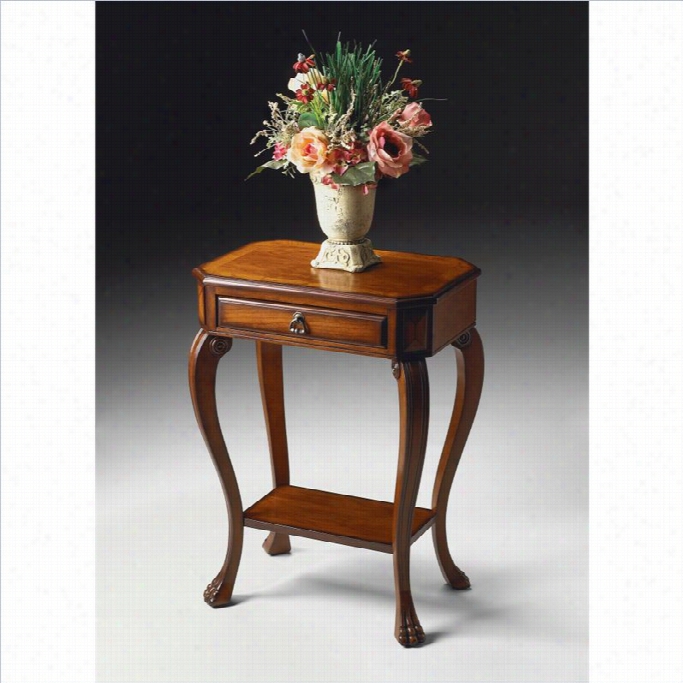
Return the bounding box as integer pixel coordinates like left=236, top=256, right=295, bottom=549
left=392, top=359, right=429, bottom=646
left=188, top=331, right=244, bottom=607
left=431, top=328, right=485, bottom=589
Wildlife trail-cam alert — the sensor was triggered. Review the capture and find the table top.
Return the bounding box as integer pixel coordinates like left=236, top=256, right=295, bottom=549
left=195, top=240, right=480, bottom=301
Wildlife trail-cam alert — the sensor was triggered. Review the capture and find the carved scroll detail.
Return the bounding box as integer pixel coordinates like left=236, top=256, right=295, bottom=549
left=209, top=336, right=232, bottom=356
left=454, top=330, right=472, bottom=349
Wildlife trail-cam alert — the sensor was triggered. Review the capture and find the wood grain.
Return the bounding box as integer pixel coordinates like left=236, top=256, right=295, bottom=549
left=195, top=240, right=481, bottom=361
left=431, top=328, right=485, bottom=589
left=256, top=341, right=291, bottom=556
left=188, top=331, right=244, bottom=607
left=392, top=359, right=430, bottom=646
left=243, top=485, right=435, bottom=552
left=219, top=297, right=386, bottom=348
left=195, top=240, right=479, bottom=300
left=431, top=280, right=477, bottom=353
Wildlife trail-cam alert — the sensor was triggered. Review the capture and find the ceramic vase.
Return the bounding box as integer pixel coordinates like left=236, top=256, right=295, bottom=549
left=309, top=178, right=382, bottom=273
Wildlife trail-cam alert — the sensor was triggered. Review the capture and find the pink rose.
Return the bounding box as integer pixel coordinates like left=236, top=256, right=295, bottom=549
left=286, top=127, right=334, bottom=176
left=367, top=122, right=413, bottom=178
left=399, top=102, right=432, bottom=128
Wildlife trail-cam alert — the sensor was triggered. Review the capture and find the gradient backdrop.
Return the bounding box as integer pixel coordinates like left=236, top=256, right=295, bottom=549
left=97, top=3, right=588, bottom=681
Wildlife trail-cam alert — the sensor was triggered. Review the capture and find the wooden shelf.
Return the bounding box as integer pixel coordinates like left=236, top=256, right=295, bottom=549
left=243, top=485, right=436, bottom=553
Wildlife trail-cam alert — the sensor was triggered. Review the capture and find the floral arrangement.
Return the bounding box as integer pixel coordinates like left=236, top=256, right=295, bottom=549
left=249, top=38, right=435, bottom=191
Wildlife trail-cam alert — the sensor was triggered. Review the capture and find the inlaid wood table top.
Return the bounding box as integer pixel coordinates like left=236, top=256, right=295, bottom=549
left=194, top=239, right=480, bottom=300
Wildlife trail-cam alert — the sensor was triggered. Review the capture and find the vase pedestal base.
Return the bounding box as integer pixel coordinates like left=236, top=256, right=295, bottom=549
left=311, top=238, right=382, bottom=273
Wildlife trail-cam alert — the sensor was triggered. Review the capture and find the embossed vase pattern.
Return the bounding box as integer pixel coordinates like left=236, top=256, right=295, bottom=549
left=310, top=177, right=382, bottom=273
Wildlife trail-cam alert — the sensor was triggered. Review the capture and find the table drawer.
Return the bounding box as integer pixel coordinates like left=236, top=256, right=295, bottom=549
left=217, top=297, right=387, bottom=348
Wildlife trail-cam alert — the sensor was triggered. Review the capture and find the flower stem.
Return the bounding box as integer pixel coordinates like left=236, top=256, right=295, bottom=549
left=385, top=60, right=405, bottom=92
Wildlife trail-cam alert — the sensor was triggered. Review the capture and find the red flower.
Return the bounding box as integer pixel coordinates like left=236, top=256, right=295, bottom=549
left=343, top=142, right=368, bottom=166
left=295, top=83, right=315, bottom=103
left=272, top=143, right=288, bottom=161
left=401, top=78, right=421, bottom=98
left=325, top=148, right=347, bottom=175
left=316, top=79, right=336, bottom=92
left=293, top=53, right=315, bottom=73
left=396, top=49, right=412, bottom=63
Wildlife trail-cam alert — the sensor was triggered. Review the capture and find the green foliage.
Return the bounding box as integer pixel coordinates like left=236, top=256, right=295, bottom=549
left=318, top=41, right=384, bottom=134
left=245, top=159, right=287, bottom=180
left=330, top=161, right=377, bottom=186
left=298, top=112, right=319, bottom=129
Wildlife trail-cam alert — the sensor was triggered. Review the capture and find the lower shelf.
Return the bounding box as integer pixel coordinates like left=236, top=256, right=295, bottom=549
left=243, top=485, right=436, bottom=553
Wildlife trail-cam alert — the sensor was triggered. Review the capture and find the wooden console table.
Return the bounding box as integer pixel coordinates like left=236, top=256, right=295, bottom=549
left=189, top=240, right=484, bottom=646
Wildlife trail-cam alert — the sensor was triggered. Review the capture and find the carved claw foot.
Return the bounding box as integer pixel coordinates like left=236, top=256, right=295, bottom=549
left=203, top=574, right=233, bottom=608
left=447, top=566, right=471, bottom=590
left=396, top=607, right=426, bottom=647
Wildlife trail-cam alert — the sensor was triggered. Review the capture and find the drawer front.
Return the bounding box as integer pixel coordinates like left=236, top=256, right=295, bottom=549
left=217, top=297, right=387, bottom=348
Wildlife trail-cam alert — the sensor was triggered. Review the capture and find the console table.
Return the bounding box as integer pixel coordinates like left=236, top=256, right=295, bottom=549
left=189, top=240, right=484, bottom=646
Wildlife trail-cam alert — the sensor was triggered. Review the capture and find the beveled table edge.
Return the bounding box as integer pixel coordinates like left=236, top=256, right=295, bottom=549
left=193, top=239, right=481, bottom=305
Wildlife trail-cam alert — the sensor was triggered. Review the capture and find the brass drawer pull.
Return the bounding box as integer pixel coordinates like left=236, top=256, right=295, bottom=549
left=289, top=311, right=308, bottom=335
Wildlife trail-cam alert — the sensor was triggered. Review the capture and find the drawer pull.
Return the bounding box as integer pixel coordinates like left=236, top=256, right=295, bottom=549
left=289, top=311, right=308, bottom=335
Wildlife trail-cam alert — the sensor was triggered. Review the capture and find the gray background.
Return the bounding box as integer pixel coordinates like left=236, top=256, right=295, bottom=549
left=97, top=3, right=587, bottom=681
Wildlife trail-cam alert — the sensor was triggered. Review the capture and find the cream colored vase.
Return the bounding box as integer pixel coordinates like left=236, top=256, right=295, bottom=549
left=309, top=177, right=382, bottom=273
